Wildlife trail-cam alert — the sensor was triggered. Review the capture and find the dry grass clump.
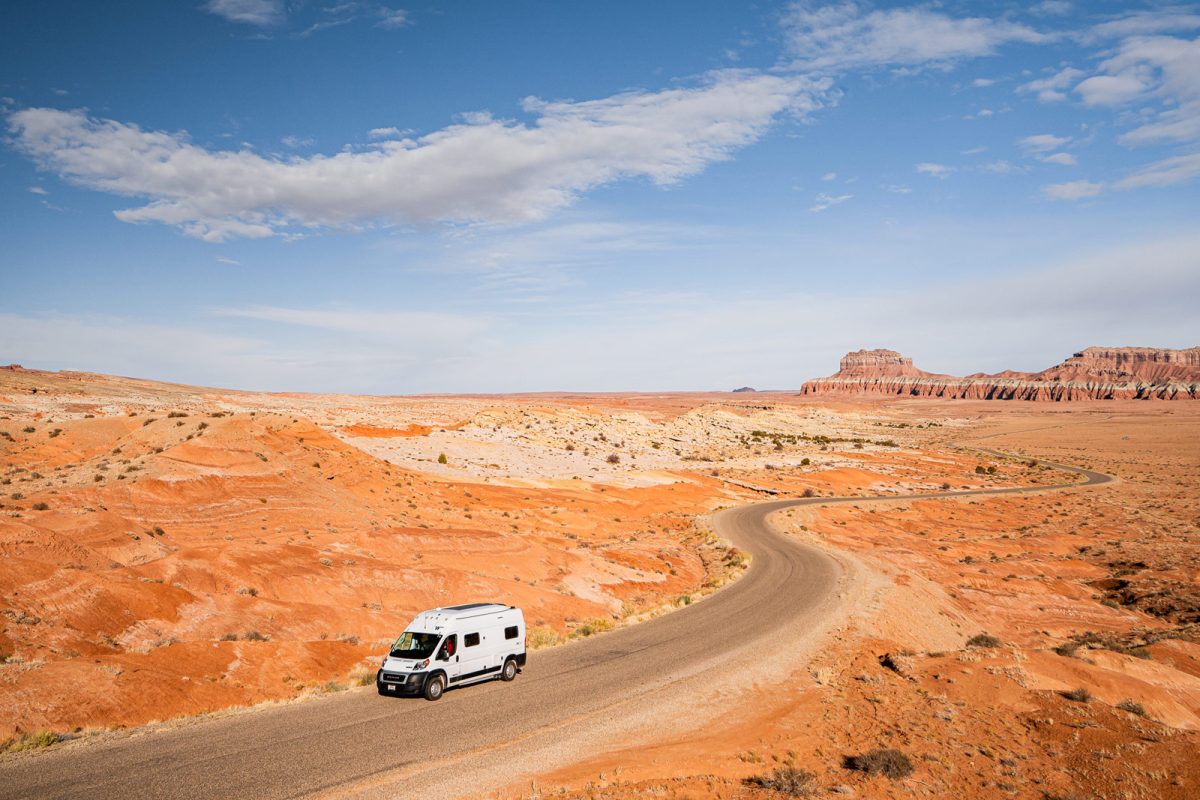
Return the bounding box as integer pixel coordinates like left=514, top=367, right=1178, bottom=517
left=1116, top=698, right=1147, bottom=717
left=965, top=633, right=1002, bottom=649
left=843, top=748, right=914, bottom=779
left=745, top=765, right=817, bottom=795
left=1062, top=687, right=1092, bottom=703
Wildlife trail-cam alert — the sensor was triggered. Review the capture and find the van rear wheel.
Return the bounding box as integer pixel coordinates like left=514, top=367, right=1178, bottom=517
left=423, top=673, right=445, bottom=701
left=501, top=658, right=518, bottom=682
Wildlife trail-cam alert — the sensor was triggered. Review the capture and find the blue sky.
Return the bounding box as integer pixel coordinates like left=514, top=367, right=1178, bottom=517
left=2, top=1, right=1198, bottom=392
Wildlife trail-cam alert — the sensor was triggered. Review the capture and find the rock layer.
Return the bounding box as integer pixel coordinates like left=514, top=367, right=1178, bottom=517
left=801, top=347, right=1200, bottom=400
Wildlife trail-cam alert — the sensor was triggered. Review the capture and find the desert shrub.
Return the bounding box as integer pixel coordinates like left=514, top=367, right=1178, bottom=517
left=167, top=411, right=188, bottom=418
left=219, top=632, right=238, bottom=641
left=242, top=630, right=270, bottom=642
left=1062, top=687, right=1092, bottom=703
left=745, top=765, right=816, bottom=795
left=1116, top=698, right=1147, bottom=717
left=802, top=488, right=816, bottom=498
left=527, top=626, right=560, bottom=650
left=966, top=633, right=1002, bottom=649
left=975, top=465, right=986, bottom=474
left=941, top=482, right=952, bottom=490
left=142, top=418, right=157, bottom=427
left=843, top=748, right=914, bottom=779
left=5, top=731, right=60, bottom=752
left=437, top=453, right=448, bottom=464
left=987, top=465, right=997, bottom=474
left=1053, top=642, right=1080, bottom=658
left=606, top=453, right=620, bottom=464
left=800, top=457, right=811, bottom=465
left=22, top=426, right=35, bottom=433
left=564, top=443, right=575, bottom=451
left=49, top=428, right=62, bottom=438
left=32, top=502, right=50, bottom=511
left=572, top=618, right=615, bottom=638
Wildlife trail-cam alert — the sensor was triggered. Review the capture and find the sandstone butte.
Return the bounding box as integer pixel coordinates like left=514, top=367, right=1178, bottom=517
left=800, top=346, right=1200, bottom=401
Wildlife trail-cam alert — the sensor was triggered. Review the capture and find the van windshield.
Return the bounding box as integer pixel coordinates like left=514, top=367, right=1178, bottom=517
left=390, top=632, right=441, bottom=660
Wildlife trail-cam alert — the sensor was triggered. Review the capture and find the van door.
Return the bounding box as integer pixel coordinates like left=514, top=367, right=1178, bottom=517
left=435, top=634, right=461, bottom=682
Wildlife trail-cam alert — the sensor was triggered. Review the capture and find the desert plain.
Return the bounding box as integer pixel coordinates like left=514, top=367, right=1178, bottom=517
left=1, top=364, right=1198, bottom=800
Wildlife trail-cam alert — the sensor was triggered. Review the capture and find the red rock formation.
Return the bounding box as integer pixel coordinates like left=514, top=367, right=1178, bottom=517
left=801, top=347, right=1200, bottom=401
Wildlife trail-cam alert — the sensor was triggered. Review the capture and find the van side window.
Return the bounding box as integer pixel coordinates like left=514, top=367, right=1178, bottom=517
left=505, top=626, right=519, bottom=640
left=464, top=632, right=480, bottom=647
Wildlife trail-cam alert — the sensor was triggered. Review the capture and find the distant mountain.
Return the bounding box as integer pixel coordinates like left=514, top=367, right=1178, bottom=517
left=800, top=347, right=1200, bottom=400
left=731, top=386, right=757, bottom=393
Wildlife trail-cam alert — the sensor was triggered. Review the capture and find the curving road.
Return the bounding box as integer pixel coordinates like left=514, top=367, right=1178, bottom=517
left=0, top=451, right=1111, bottom=800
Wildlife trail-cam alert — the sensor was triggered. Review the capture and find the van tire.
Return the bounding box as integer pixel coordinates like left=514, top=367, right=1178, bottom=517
left=423, top=673, right=445, bottom=701
left=501, top=657, right=518, bottom=682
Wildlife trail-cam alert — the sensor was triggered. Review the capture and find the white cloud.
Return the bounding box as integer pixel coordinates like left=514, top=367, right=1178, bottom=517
left=216, top=256, right=241, bottom=265
left=1075, top=72, right=1152, bottom=106
left=1019, top=133, right=1071, bottom=153
left=1031, top=1, right=1071, bottom=17
left=983, top=160, right=1020, bottom=174
left=972, top=78, right=997, bottom=87
left=281, top=134, right=315, bottom=149
left=809, top=192, right=852, bottom=212
left=1042, top=180, right=1102, bottom=200
left=1114, top=152, right=1200, bottom=189
left=1088, top=11, right=1200, bottom=41
left=781, top=2, right=1048, bottom=72
left=204, top=0, right=284, bottom=27
left=882, top=183, right=911, bottom=193
left=8, top=70, right=829, bottom=241
left=376, top=7, right=409, bottom=29
left=1077, top=35, right=1200, bottom=145
left=1041, top=152, right=1077, bottom=165
left=28, top=186, right=48, bottom=195
left=367, top=126, right=402, bottom=139
left=961, top=145, right=987, bottom=155
left=915, top=162, right=952, bottom=178
left=821, top=171, right=837, bottom=181
left=1017, top=66, right=1084, bottom=102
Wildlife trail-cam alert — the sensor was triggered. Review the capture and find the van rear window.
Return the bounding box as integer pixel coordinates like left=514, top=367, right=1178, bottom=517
left=464, top=632, right=480, bottom=647
left=505, top=626, right=519, bottom=640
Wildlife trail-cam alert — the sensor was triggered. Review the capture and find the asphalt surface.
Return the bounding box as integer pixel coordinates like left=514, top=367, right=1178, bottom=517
left=0, top=450, right=1111, bottom=799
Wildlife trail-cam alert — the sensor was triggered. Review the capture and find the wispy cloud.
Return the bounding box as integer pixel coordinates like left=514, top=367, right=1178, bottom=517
left=780, top=2, right=1048, bottom=72
left=376, top=7, right=408, bottom=29
left=204, top=0, right=284, bottom=27
left=1017, top=66, right=1084, bottom=102
left=916, top=162, right=952, bottom=178
left=809, top=192, right=852, bottom=212
left=1042, top=180, right=1102, bottom=200
left=1114, top=152, right=1200, bottom=189
left=1018, top=133, right=1071, bottom=153
left=8, top=70, right=830, bottom=241
left=28, top=185, right=48, bottom=195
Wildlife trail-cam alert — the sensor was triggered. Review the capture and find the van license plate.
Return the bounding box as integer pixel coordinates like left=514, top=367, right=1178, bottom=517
left=388, top=684, right=396, bottom=691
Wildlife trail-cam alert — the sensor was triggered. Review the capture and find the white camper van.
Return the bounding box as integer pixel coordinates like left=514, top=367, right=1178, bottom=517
left=376, top=603, right=526, bottom=701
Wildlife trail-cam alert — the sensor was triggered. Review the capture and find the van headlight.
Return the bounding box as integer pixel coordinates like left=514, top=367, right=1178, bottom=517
left=414, top=659, right=429, bottom=669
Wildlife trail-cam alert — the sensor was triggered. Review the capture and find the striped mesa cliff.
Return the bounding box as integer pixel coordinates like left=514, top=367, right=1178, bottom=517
left=800, top=347, right=1200, bottom=401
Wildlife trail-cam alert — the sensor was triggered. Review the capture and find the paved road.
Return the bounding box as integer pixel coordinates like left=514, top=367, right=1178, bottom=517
left=0, top=451, right=1110, bottom=800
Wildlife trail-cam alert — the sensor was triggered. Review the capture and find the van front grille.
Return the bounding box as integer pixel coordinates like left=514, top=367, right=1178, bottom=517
left=382, top=673, right=407, bottom=683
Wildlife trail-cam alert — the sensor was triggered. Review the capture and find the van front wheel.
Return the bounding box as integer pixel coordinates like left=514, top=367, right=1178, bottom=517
left=423, top=673, right=445, bottom=701
left=501, top=658, right=518, bottom=682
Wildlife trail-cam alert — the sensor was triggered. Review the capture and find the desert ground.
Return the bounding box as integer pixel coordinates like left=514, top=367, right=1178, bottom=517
left=2, top=366, right=1198, bottom=799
